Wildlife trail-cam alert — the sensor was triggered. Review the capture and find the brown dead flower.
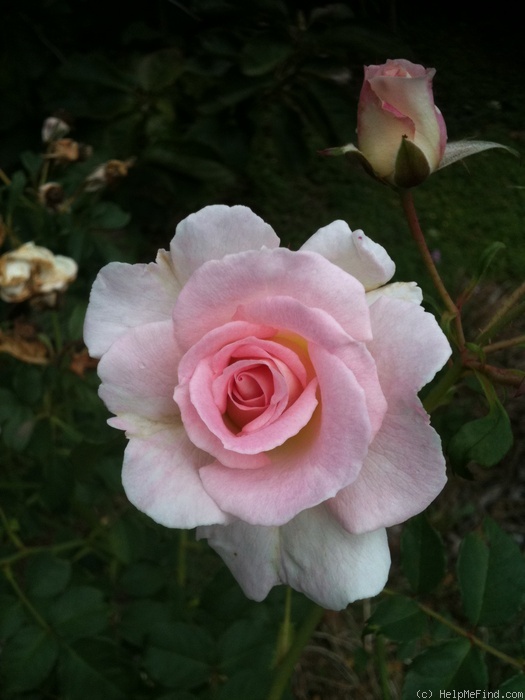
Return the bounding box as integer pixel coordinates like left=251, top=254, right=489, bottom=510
left=0, top=242, right=78, bottom=304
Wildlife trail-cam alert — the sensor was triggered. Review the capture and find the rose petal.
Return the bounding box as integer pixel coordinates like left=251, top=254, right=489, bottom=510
left=98, top=320, right=181, bottom=422
left=170, top=205, right=280, bottom=286
left=84, top=250, right=179, bottom=358
left=122, top=422, right=229, bottom=528
left=199, top=343, right=372, bottom=526
left=172, top=248, right=372, bottom=351
left=300, top=221, right=395, bottom=291
left=366, top=281, right=423, bottom=306
left=367, top=65, right=444, bottom=170
left=327, top=295, right=451, bottom=532
left=235, top=296, right=387, bottom=437
left=197, top=505, right=390, bottom=610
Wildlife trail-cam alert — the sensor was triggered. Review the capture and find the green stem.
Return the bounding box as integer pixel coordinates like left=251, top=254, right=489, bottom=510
left=2, top=565, right=52, bottom=633
left=0, top=539, right=86, bottom=567
left=0, top=168, right=11, bottom=186
left=177, top=529, right=187, bottom=588
left=274, top=587, right=293, bottom=667
left=267, top=603, right=324, bottom=700
left=477, top=282, right=525, bottom=344
left=0, top=506, right=25, bottom=550
left=375, top=634, right=392, bottom=700
left=383, top=589, right=523, bottom=671
left=400, top=190, right=465, bottom=348
left=51, top=310, right=63, bottom=353
left=416, top=600, right=524, bottom=671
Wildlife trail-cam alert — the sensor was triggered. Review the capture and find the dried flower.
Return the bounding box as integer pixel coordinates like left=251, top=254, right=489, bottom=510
left=84, top=158, right=135, bottom=192
left=42, top=116, right=70, bottom=144
left=38, top=182, right=65, bottom=211
left=46, top=139, right=93, bottom=163
left=0, top=243, right=78, bottom=304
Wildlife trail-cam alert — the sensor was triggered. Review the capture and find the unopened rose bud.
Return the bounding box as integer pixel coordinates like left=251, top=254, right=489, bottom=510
left=42, top=116, right=70, bottom=144
left=323, top=58, right=515, bottom=185
left=38, top=182, right=65, bottom=210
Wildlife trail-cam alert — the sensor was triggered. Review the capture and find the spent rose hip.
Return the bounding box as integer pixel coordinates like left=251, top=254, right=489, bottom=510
left=84, top=205, right=450, bottom=609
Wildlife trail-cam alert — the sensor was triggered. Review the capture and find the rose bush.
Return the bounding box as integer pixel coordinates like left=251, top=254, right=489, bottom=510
left=84, top=205, right=451, bottom=610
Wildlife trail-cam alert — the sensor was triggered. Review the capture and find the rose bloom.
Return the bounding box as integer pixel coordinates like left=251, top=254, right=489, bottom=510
left=84, top=205, right=451, bottom=610
left=356, top=59, right=447, bottom=187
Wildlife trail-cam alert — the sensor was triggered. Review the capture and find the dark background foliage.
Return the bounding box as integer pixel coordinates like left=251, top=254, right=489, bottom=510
left=1, top=1, right=524, bottom=698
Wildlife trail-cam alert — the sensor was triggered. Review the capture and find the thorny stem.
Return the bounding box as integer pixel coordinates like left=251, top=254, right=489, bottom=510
left=383, top=589, right=524, bottom=672
left=400, top=189, right=466, bottom=349
left=477, top=281, right=525, bottom=344
left=483, top=334, right=525, bottom=354
left=416, top=600, right=524, bottom=671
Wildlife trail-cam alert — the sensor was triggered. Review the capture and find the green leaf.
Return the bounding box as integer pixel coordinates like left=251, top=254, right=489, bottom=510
left=216, top=669, right=272, bottom=700
left=401, top=514, right=446, bottom=593
left=219, top=619, right=275, bottom=674
left=240, top=37, right=291, bottom=76
left=448, top=394, right=513, bottom=470
left=120, top=600, right=172, bottom=647
left=144, top=645, right=211, bottom=690
left=13, top=365, right=43, bottom=405
left=26, top=553, right=72, bottom=598
left=49, top=586, right=108, bottom=641
left=59, top=53, right=136, bottom=92
left=1, top=625, right=59, bottom=692
left=120, top=562, right=165, bottom=597
left=366, top=595, right=426, bottom=643
left=90, top=201, right=131, bottom=230
left=402, top=639, right=487, bottom=698
left=143, top=622, right=215, bottom=689
left=58, top=641, right=126, bottom=700
left=457, top=518, right=525, bottom=626
left=1, top=404, right=35, bottom=451
left=474, top=241, right=506, bottom=281
left=136, top=48, right=184, bottom=91
left=499, top=674, right=525, bottom=693
left=0, top=595, right=25, bottom=640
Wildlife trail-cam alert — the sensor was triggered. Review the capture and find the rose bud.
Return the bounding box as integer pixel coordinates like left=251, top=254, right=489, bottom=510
left=322, top=59, right=516, bottom=186
left=356, top=59, right=447, bottom=187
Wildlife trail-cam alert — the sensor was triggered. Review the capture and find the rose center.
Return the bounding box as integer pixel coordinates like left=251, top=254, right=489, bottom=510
left=231, top=366, right=271, bottom=405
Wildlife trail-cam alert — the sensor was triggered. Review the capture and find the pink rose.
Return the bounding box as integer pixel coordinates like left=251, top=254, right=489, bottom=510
left=84, top=205, right=450, bottom=610
left=358, top=59, right=447, bottom=187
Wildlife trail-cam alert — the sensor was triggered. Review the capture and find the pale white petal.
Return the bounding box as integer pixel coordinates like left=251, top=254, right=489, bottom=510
left=366, top=281, right=423, bottom=306
left=170, top=205, right=280, bottom=285
left=198, top=506, right=390, bottom=610
left=301, top=220, right=395, bottom=291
